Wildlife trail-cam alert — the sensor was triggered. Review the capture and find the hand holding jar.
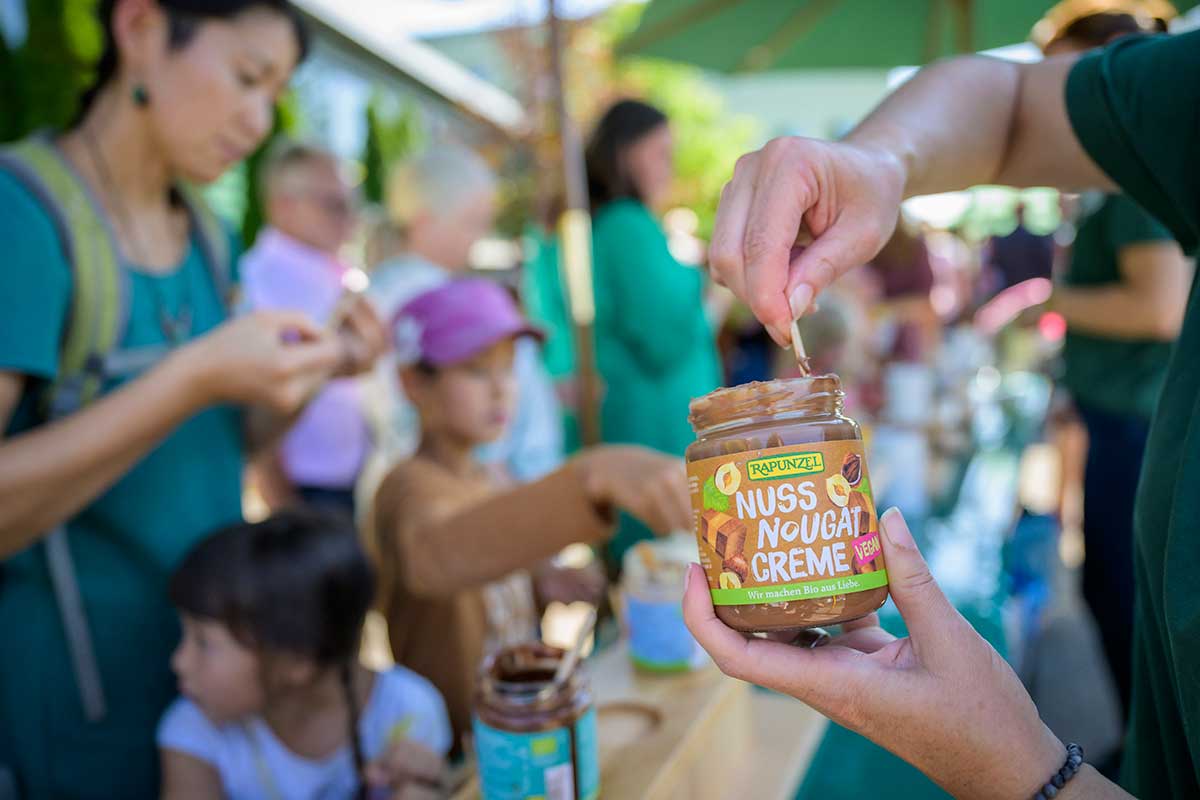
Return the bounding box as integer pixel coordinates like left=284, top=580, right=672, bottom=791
left=683, top=508, right=1082, bottom=800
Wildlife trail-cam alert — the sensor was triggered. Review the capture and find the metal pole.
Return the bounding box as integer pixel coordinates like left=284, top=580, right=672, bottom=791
left=547, top=0, right=601, bottom=446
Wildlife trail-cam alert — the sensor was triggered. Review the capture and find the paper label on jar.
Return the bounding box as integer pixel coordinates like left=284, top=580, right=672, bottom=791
left=624, top=593, right=707, bottom=672
left=687, top=440, right=888, bottom=605
left=473, top=706, right=599, bottom=800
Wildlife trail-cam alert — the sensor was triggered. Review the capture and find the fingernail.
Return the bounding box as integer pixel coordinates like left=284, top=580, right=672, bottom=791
left=789, top=284, right=814, bottom=318
left=880, top=507, right=913, bottom=548
left=684, top=563, right=696, bottom=592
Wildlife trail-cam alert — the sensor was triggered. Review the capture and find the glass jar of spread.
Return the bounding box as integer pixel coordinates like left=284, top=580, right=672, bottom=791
left=473, top=642, right=599, bottom=800
left=621, top=536, right=707, bottom=673
left=686, top=376, right=889, bottom=633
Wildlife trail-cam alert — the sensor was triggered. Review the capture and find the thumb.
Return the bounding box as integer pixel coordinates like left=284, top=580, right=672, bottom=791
left=877, top=508, right=965, bottom=654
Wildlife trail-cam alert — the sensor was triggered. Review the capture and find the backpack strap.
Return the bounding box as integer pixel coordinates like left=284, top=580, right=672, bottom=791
left=0, top=134, right=129, bottom=416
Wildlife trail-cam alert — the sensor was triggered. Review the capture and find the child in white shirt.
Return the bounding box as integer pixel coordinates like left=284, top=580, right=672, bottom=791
left=157, top=509, right=451, bottom=799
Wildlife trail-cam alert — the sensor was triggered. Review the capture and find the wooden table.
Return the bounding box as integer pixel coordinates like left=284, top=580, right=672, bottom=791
left=453, top=641, right=826, bottom=799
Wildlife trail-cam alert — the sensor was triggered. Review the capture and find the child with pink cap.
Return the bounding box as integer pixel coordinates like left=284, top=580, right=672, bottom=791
left=367, top=278, right=690, bottom=750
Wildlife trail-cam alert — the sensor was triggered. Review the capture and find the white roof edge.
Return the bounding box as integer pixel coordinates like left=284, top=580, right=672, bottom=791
left=292, top=0, right=529, bottom=137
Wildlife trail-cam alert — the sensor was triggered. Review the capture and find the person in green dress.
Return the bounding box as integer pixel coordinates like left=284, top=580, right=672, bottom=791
left=684, top=22, right=1200, bottom=800
left=1037, top=5, right=1191, bottom=729
left=585, top=99, right=722, bottom=565
left=0, top=2, right=383, bottom=798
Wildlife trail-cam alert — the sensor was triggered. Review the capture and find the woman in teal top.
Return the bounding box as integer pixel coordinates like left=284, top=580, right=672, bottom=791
left=585, top=100, right=722, bottom=564
left=0, top=3, right=382, bottom=798
left=1039, top=10, right=1191, bottom=732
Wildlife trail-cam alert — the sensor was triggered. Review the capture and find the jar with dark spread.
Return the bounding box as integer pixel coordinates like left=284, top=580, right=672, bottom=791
left=473, top=642, right=599, bottom=800
left=686, top=376, right=889, bottom=633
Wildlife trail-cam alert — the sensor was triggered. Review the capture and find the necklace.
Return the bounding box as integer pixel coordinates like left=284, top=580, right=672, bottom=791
left=80, top=129, right=194, bottom=345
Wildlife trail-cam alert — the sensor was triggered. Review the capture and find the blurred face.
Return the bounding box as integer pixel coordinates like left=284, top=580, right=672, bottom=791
left=268, top=158, right=358, bottom=254
left=624, top=123, right=674, bottom=210
left=405, top=338, right=517, bottom=445
left=410, top=187, right=497, bottom=271
left=116, top=1, right=301, bottom=182
left=171, top=614, right=265, bottom=723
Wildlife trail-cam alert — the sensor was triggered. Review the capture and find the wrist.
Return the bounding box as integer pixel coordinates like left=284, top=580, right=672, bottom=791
left=159, top=339, right=219, bottom=412
left=1054, top=764, right=1116, bottom=800
left=1016, top=739, right=1091, bottom=800
left=573, top=451, right=614, bottom=514
left=573, top=451, right=604, bottom=501
left=844, top=130, right=911, bottom=199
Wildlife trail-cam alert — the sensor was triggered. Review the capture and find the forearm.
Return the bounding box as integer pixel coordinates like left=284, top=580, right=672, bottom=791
left=847, top=54, right=1111, bottom=198
left=400, top=463, right=611, bottom=597
left=0, top=354, right=205, bottom=556
left=848, top=56, right=1022, bottom=198
left=1052, top=284, right=1178, bottom=340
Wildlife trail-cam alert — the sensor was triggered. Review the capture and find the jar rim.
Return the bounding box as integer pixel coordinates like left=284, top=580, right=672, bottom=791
left=477, top=643, right=581, bottom=710
left=689, top=376, right=845, bottom=436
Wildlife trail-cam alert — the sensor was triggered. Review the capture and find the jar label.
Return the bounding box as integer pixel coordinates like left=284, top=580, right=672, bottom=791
left=473, top=706, right=599, bottom=800
left=625, top=593, right=706, bottom=672
left=687, top=441, right=887, bottom=605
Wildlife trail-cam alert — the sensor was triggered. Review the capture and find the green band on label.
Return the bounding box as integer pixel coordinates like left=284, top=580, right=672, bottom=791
left=711, top=569, right=888, bottom=606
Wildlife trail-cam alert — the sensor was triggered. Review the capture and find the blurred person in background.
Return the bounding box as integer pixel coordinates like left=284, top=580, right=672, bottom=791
left=865, top=216, right=940, bottom=363
left=982, top=201, right=1056, bottom=298
left=1035, top=0, right=1190, bottom=727
left=240, top=141, right=372, bottom=517
left=585, top=99, right=722, bottom=569
left=363, top=145, right=563, bottom=489
left=0, top=2, right=383, bottom=797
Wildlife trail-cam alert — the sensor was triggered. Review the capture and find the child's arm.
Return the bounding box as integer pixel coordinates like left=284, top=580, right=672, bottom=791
left=374, top=446, right=689, bottom=598
left=376, top=461, right=611, bottom=598
left=160, top=748, right=225, bottom=800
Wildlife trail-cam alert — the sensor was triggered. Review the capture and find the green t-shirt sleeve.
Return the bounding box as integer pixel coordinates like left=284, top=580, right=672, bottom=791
left=1066, top=31, right=1200, bottom=255
left=594, top=200, right=706, bottom=371
left=1105, top=193, right=1174, bottom=252
left=0, top=169, right=71, bottom=380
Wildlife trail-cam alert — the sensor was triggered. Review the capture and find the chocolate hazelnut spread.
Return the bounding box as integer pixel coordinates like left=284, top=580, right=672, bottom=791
left=686, top=376, right=889, bottom=633
left=473, top=643, right=599, bottom=799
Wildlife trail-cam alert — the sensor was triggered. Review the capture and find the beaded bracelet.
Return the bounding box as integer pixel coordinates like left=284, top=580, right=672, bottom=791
left=1032, top=743, right=1084, bottom=800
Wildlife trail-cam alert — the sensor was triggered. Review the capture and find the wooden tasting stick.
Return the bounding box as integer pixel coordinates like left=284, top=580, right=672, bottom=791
left=790, top=317, right=811, bottom=377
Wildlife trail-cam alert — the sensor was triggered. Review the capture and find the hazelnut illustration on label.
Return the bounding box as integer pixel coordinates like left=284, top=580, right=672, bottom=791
left=688, top=440, right=887, bottom=606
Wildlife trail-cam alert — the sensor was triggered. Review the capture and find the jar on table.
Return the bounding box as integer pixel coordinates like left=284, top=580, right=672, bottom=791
left=685, top=376, right=889, bottom=634
left=620, top=535, right=707, bottom=673
left=473, top=642, right=599, bottom=800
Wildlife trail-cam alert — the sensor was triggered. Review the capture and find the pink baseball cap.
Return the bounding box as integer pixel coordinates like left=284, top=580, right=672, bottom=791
left=393, top=278, right=544, bottom=367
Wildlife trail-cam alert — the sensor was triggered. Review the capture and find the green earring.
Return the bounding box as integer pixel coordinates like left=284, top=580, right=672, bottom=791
left=132, top=84, right=150, bottom=107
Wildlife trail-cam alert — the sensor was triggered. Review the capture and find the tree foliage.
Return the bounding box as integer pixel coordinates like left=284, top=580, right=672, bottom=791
left=0, top=0, right=102, bottom=143
left=361, top=92, right=424, bottom=206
